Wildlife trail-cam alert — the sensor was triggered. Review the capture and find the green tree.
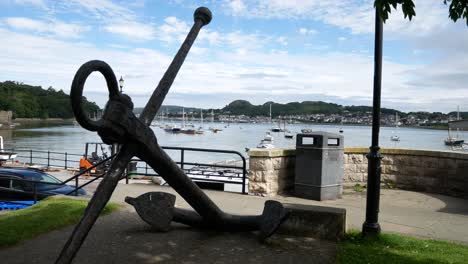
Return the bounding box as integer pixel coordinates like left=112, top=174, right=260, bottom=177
left=375, top=0, right=468, bottom=25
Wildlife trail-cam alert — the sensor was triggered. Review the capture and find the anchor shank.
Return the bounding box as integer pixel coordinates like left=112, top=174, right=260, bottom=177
left=172, top=208, right=262, bottom=231
left=56, top=145, right=134, bottom=264
left=139, top=18, right=206, bottom=126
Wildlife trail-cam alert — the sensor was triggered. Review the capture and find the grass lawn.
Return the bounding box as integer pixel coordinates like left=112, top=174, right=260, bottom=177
left=0, top=197, right=119, bottom=247
left=338, top=231, right=468, bottom=264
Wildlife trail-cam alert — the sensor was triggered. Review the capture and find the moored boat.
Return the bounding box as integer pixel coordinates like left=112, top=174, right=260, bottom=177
left=257, top=132, right=275, bottom=149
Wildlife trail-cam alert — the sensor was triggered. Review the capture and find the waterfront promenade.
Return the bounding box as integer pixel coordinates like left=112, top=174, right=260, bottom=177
left=1, top=180, right=467, bottom=263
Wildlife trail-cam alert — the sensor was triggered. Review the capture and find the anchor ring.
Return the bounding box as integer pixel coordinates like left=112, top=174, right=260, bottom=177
left=70, top=60, right=120, bottom=131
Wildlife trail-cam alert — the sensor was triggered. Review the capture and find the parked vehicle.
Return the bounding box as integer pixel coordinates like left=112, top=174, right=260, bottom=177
left=0, top=167, right=86, bottom=201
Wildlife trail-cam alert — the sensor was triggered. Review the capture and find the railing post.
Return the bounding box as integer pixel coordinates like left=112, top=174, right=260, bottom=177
left=75, top=177, right=79, bottom=196
left=125, top=164, right=129, bottom=184
left=33, top=183, right=37, bottom=204
left=47, top=151, right=50, bottom=168
left=180, top=149, right=185, bottom=170
left=29, top=149, right=33, bottom=165
left=65, top=152, right=68, bottom=169
left=242, top=157, right=247, bottom=195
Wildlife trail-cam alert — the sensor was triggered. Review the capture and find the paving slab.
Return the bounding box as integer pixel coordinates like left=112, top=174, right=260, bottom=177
left=112, top=183, right=468, bottom=244
left=0, top=207, right=337, bottom=264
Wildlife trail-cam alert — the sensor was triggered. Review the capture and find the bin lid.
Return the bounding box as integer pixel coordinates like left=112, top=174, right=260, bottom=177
left=296, top=131, right=343, bottom=148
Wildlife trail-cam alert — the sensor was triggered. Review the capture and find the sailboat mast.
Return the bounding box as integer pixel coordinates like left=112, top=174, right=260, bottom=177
left=182, top=107, right=185, bottom=128
left=456, top=105, right=460, bottom=138
left=201, top=109, right=203, bottom=127
left=270, top=104, right=272, bottom=123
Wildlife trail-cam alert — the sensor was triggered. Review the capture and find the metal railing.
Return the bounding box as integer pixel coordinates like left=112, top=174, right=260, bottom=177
left=0, top=155, right=115, bottom=205
left=129, top=146, right=248, bottom=194
left=3, top=146, right=248, bottom=194
left=5, top=149, right=83, bottom=169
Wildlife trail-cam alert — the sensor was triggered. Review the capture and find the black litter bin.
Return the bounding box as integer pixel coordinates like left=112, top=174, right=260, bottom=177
left=294, top=132, right=344, bottom=201
left=127, top=161, right=138, bottom=178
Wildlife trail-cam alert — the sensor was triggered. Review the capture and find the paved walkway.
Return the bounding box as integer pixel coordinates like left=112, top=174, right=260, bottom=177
left=111, top=183, right=468, bottom=244
left=1, top=178, right=467, bottom=263
left=0, top=206, right=336, bottom=264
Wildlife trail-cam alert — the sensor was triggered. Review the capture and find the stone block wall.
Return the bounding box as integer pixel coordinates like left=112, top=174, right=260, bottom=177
left=248, top=149, right=296, bottom=196
left=248, top=148, right=468, bottom=198
left=345, top=148, right=468, bottom=198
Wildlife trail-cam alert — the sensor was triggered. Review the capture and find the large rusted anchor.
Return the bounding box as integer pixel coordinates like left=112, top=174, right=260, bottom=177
left=56, top=7, right=289, bottom=264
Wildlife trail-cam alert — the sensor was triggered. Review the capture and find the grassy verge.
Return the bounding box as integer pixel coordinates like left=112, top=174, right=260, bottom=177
left=0, top=197, right=120, bottom=247
left=338, top=231, right=468, bottom=264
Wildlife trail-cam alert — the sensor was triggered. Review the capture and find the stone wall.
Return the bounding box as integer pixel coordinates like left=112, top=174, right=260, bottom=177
left=345, top=148, right=468, bottom=198
left=248, top=149, right=296, bottom=196
left=248, top=148, right=468, bottom=198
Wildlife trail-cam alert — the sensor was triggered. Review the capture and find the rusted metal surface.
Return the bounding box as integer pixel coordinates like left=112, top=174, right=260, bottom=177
left=56, top=7, right=288, bottom=264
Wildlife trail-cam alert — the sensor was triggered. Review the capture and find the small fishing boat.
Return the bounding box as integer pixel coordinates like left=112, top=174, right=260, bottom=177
left=284, top=131, right=294, bottom=139
left=257, top=132, right=275, bottom=149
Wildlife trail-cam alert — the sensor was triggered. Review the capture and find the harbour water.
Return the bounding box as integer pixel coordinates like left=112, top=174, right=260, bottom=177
left=1, top=121, right=467, bottom=165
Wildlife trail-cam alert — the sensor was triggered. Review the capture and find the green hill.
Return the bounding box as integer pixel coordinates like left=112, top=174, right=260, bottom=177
left=222, top=100, right=400, bottom=117
left=0, top=81, right=100, bottom=119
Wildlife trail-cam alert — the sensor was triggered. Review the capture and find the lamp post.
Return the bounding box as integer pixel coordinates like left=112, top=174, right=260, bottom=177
left=119, top=76, right=124, bottom=93
left=362, top=8, right=383, bottom=236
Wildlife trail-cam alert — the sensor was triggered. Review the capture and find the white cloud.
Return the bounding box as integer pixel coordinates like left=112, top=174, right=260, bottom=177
left=226, top=0, right=246, bottom=15
left=4, top=17, right=89, bottom=38
left=299, top=27, right=318, bottom=35
left=104, top=22, right=156, bottom=41
left=222, top=0, right=457, bottom=36
left=68, top=0, right=135, bottom=21
left=158, top=16, right=191, bottom=43
left=13, top=0, right=46, bottom=8
left=276, top=36, right=287, bottom=46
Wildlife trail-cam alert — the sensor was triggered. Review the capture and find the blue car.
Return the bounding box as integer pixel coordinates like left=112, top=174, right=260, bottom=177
left=0, top=167, right=86, bottom=201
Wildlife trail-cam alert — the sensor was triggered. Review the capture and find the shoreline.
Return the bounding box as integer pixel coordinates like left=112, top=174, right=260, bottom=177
left=6, top=118, right=459, bottom=131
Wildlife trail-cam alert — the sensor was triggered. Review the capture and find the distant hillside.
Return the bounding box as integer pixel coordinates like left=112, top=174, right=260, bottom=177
left=0, top=81, right=100, bottom=119
left=133, top=105, right=207, bottom=115
left=221, top=100, right=400, bottom=117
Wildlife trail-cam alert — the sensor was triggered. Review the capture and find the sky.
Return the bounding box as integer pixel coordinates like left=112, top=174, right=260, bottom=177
left=0, top=0, right=467, bottom=112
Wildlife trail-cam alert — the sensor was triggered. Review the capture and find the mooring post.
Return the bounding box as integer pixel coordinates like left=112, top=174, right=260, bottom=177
left=363, top=8, right=383, bottom=236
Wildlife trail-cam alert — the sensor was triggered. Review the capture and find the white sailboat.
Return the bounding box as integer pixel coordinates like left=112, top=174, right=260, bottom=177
left=270, top=104, right=283, bottom=132
left=196, top=109, right=204, bottom=134
left=391, top=113, right=400, bottom=142
left=284, top=119, right=294, bottom=139
left=445, top=106, right=464, bottom=146
left=181, top=107, right=196, bottom=134
left=209, top=109, right=222, bottom=133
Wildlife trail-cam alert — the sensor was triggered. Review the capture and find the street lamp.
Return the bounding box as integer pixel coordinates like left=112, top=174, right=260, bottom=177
left=119, top=76, right=124, bottom=93
left=362, top=8, right=383, bottom=236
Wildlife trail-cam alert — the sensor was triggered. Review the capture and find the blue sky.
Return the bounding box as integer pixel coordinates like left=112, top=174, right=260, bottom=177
left=0, top=0, right=467, bottom=112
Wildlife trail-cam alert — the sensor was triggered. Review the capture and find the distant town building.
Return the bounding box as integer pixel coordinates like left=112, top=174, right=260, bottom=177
left=0, top=111, right=12, bottom=124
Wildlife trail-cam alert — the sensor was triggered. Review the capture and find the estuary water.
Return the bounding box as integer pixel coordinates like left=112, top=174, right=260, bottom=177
left=1, top=121, right=467, bottom=165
